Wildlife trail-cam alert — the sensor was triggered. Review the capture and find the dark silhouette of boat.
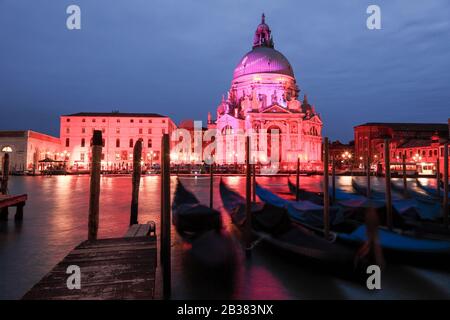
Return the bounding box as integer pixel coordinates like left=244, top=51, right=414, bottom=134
left=219, top=179, right=359, bottom=280
left=172, top=179, right=222, bottom=238
left=256, top=182, right=450, bottom=269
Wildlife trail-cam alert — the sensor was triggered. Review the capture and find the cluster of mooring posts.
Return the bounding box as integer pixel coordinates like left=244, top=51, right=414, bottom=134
left=325, top=137, right=449, bottom=230
left=19, top=131, right=450, bottom=299
left=23, top=130, right=161, bottom=300
left=0, top=153, right=27, bottom=221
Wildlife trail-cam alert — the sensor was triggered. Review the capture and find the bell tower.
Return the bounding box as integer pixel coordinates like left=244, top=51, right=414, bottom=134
left=253, top=13, right=274, bottom=48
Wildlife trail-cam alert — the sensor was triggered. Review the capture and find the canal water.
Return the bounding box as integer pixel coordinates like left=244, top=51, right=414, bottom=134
left=0, top=175, right=449, bottom=299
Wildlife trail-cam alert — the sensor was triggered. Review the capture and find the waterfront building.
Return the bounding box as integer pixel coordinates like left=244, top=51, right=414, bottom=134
left=0, top=130, right=61, bottom=173
left=328, top=140, right=355, bottom=169
left=208, top=14, right=323, bottom=170
left=60, top=112, right=176, bottom=170
left=354, top=122, right=449, bottom=175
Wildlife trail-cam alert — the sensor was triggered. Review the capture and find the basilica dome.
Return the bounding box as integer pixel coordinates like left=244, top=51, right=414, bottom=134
left=233, top=46, right=294, bottom=79
left=232, top=13, right=295, bottom=80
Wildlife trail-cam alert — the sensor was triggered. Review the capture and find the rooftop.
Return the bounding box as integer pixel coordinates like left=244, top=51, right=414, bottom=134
left=398, top=139, right=433, bottom=149
left=355, top=122, right=448, bottom=132
left=62, top=112, right=167, bottom=118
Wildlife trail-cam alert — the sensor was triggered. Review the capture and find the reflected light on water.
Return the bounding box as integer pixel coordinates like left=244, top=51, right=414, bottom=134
left=1, top=175, right=449, bottom=300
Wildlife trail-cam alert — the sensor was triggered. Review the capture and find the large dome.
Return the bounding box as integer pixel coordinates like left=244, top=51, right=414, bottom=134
left=233, top=46, right=295, bottom=79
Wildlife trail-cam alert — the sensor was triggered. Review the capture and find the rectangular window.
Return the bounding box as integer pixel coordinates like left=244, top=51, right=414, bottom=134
left=102, top=119, right=106, bottom=123
left=129, top=139, right=134, bottom=148
left=117, top=119, right=120, bottom=123
left=82, top=128, right=86, bottom=134
left=66, top=128, right=70, bottom=134
left=82, top=118, right=86, bottom=122
left=92, top=119, right=96, bottom=123
left=148, top=119, right=152, bottom=123
left=116, top=128, right=120, bottom=134
left=81, top=138, right=85, bottom=147
left=66, top=119, right=70, bottom=122
left=80, top=153, right=85, bottom=162
left=130, top=119, right=134, bottom=123
left=148, top=128, right=152, bottom=134
left=102, top=128, right=106, bottom=133
left=139, top=119, right=143, bottom=123
left=116, top=139, right=120, bottom=148
left=148, top=139, right=152, bottom=148
left=65, top=138, right=70, bottom=147
left=139, top=128, right=143, bottom=134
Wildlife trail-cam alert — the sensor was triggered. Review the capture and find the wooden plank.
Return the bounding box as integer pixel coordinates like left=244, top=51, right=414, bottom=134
left=124, top=222, right=154, bottom=238
left=0, top=194, right=27, bottom=209
left=124, top=224, right=140, bottom=237
left=22, top=236, right=157, bottom=300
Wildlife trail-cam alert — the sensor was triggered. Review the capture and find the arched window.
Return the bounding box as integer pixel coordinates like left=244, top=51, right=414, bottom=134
left=81, top=138, right=85, bottom=147
left=221, top=125, right=233, bottom=135
left=116, top=139, right=120, bottom=148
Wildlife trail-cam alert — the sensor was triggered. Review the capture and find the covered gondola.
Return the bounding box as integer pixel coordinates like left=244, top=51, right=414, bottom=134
left=219, top=179, right=359, bottom=279
left=257, top=182, right=450, bottom=268
left=172, top=179, right=222, bottom=238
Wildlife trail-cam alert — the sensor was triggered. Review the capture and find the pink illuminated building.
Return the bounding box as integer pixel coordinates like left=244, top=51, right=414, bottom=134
left=208, top=14, right=323, bottom=170
left=60, top=112, right=176, bottom=170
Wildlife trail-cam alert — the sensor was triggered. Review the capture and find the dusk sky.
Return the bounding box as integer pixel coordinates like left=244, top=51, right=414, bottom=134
left=0, top=0, right=449, bottom=142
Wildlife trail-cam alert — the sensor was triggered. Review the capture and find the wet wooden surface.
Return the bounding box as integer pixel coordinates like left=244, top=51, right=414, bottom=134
left=22, top=226, right=157, bottom=300
left=0, top=194, right=27, bottom=208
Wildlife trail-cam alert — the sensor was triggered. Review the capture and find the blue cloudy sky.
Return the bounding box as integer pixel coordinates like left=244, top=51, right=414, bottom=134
left=0, top=0, right=449, bottom=141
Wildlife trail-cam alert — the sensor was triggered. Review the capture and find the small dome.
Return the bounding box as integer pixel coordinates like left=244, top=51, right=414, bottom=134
left=233, top=46, right=295, bottom=79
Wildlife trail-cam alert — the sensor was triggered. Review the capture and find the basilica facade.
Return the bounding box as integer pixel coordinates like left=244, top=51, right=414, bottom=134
left=207, top=14, right=323, bottom=170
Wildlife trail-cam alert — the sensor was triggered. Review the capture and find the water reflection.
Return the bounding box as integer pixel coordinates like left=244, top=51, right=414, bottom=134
left=0, top=175, right=449, bottom=299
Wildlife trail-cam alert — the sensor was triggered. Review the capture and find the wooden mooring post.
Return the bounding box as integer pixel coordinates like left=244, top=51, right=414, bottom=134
left=436, top=156, right=441, bottom=201
left=402, top=154, right=408, bottom=197
left=384, top=138, right=393, bottom=230
left=252, top=162, right=256, bottom=203
left=245, top=136, right=252, bottom=257
left=88, top=131, right=102, bottom=241
left=443, top=142, right=449, bottom=228
left=1, top=154, right=10, bottom=220
left=323, top=137, right=330, bottom=240
left=366, top=155, right=371, bottom=198
left=209, top=163, right=214, bottom=209
left=295, top=157, right=300, bottom=201
left=130, top=139, right=143, bottom=226
left=1, top=153, right=9, bottom=195
left=331, top=156, right=336, bottom=204
left=161, top=134, right=171, bottom=299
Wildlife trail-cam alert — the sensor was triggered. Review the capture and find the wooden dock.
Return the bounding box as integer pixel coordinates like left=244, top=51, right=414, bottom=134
left=0, top=194, right=27, bottom=220
left=22, top=222, right=157, bottom=300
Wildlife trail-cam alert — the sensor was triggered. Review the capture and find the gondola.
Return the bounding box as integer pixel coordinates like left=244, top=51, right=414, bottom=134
left=287, top=179, right=326, bottom=205
left=256, top=183, right=346, bottom=228
left=351, top=178, right=385, bottom=199
left=289, top=178, right=408, bottom=227
left=171, top=179, right=222, bottom=238
left=257, top=183, right=450, bottom=268
left=219, top=179, right=358, bottom=279
left=416, top=178, right=450, bottom=200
